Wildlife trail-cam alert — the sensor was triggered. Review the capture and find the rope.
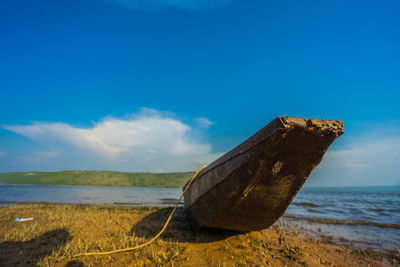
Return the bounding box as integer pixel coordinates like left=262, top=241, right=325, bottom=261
left=74, top=165, right=207, bottom=257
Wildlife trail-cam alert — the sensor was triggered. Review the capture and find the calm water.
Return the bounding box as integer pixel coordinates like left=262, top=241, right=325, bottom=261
left=1, top=184, right=399, bottom=250
left=284, top=186, right=400, bottom=250
left=288, top=186, right=400, bottom=226
left=0, top=184, right=182, bottom=206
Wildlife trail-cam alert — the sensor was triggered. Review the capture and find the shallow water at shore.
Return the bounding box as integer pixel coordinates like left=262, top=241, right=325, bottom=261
left=288, top=186, right=400, bottom=227
left=2, top=204, right=396, bottom=267
left=284, top=186, right=400, bottom=250
left=1, top=184, right=399, bottom=250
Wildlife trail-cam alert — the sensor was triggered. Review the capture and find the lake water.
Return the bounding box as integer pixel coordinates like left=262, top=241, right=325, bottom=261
left=0, top=184, right=182, bottom=206
left=1, top=184, right=399, bottom=250
left=282, top=186, right=400, bottom=250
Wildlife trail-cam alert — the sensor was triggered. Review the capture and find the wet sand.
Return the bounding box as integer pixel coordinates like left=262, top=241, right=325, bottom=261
left=0, top=203, right=398, bottom=266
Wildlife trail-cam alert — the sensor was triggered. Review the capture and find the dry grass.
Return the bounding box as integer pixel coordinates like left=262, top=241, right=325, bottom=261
left=0, top=203, right=397, bottom=266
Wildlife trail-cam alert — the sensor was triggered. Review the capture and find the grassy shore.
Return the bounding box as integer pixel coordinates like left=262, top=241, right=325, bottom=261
left=0, top=204, right=398, bottom=266
left=0, top=171, right=193, bottom=187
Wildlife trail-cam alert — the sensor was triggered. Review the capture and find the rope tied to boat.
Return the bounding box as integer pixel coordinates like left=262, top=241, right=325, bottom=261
left=74, top=165, right=207, bottom=257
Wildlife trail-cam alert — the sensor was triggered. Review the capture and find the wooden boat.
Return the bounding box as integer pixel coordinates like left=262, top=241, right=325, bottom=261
left=183, top=116, right=344, bottom=232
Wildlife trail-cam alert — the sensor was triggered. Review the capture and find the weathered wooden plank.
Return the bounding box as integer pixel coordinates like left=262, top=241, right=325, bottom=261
left=183, top=117, right=344, bottom=231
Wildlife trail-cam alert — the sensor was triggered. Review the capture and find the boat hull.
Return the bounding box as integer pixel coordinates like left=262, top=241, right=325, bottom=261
left=183, top=117, right=344, bottom=232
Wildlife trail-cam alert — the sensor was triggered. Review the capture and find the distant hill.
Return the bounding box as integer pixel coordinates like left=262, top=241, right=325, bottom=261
left=0, top=171, right=194, bottom=188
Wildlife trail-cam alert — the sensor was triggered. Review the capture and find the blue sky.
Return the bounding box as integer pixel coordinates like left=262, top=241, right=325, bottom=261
left=0, top=0, right=399, bottom=186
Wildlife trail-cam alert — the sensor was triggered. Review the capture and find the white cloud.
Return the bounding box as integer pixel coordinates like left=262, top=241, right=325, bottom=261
left=0, top=151, right=5, bottom=157
left=101, top=0, right=235, bottom=11
left=193, top=117, right=214, bottom=129
left=2, top=109, right=222, bottom=172
left=307, top=135, right=400, bottom=187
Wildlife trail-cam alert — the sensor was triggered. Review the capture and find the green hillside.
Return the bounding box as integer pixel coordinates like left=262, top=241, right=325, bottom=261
left=0, top=171, right=194, bottom=188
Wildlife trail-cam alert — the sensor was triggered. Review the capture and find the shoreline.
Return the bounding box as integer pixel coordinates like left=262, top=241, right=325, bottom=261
left=1, top=201, right=399, bottom=252
left=2, top=200, right=399, bottom=229
left=1, top=182, right=398, bottom=189
left=1, top=203, right=398, bottom=266
left=0, top=183, right=183, bottom=188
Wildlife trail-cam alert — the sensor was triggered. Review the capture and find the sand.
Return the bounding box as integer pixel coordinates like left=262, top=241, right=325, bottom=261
left=0, top=203, right=398, bottom=266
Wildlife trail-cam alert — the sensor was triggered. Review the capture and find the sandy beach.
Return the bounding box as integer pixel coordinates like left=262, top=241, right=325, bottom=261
left=0, top=203, right=398, bottom=266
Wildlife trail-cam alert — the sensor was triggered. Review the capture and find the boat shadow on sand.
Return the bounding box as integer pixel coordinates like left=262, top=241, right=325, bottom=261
left=0, top=228, right=79, bottom=266
left=130, top=207, right=240, bottom=243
